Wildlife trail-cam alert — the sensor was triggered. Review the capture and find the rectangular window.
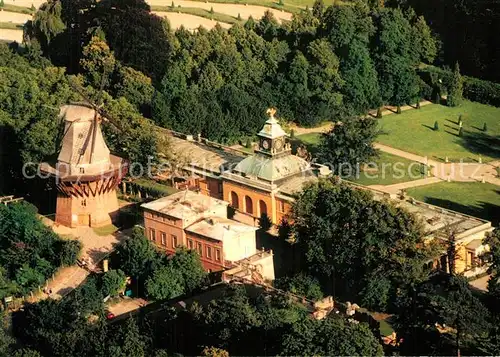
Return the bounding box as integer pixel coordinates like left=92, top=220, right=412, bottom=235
left=279, top=201, right=285, bottom=213
left=215, top=249, right=221, bottom=262
left=206, top=246, right=212, bottom=260
left=197, top=242, right=202, bottom=256
left=161, top=232, right=166, bottom=246
left=149, top=228, right=156, bottom=241
left=171, top=235, right=178, bottom=248
left=188, top=239, right=194, bottom=250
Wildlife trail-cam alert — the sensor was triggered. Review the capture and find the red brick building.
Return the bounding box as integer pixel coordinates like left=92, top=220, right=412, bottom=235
left=142, top=191, right=257, bottom=272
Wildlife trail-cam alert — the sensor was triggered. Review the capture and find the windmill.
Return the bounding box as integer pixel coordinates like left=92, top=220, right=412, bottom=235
left=39, top=74, right=128, bottom=228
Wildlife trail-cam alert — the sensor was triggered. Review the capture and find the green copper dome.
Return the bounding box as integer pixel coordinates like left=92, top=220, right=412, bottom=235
left=233, top=154, right=310, bottom=183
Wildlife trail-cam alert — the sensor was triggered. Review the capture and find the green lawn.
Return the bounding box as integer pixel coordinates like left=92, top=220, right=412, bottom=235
left=93, top=224, right=119, bottom=236
left=295, top=133, right=425, bottom=186
left=377, top=101, right=500, bottom=162
left=154, top=0, right=339, bottom=13
left=0, top=22, right=24, bottom=30
left=348, top=152, right=425, bottom=186
left=407, top=182, right=500, bottom=225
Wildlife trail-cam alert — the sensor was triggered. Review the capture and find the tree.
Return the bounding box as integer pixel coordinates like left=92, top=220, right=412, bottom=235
left=318, top=117, right=378, bottom=176
left=145, top=265, right=184, bottom=300
left=483, top=122, right=488, bottom=132
left=57, top=240, right=82, bottom=266
left=483, top=228, right=500, bottom=303
left=115, top=227, right=159, bottom=278
left=447, top=62, right=463, bottom=107
left=169, top=247, right=207, bottom=293
left=372, top=8, right=420, bottom=107
left=395, top=273, right=490, bottom=356
left=80, top=36, right=116, bottom=89
left=274, top=273, right=323, bottom=301
left=434, top=120, right=439, bottom=131
left=30, top=0, right=66, bottom=52
left=259, top=213, right=272, bottom=231
left=290, top=179, right=433, bottom=311
left=312, top=0, right=324, bottom=19
left=101, top=269, right=127, bottom=297
left=107, top=318, right=146, bottom=357
left=201, top=346, right=229, bottom=357
left=280, top=315, right=383, bottom=356
left=0, top=0, right=4, bottom=8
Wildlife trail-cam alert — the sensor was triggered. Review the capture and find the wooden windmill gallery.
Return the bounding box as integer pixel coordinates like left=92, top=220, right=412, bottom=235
left=40, top=103, right=127, bottom=228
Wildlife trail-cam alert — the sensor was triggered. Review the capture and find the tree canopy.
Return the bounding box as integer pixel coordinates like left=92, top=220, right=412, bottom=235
left=289, top=179, right=435, bottom=311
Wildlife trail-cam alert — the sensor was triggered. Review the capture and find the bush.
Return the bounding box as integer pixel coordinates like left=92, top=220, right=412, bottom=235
left=418, top=66, right=500, bottom=107
left=58, top=240, right=82, bottom=266
left=259, top=213, right=272, bottom=231
left=290, top=129, right=295, bottom=139
left=376, top=107, right=382, bottom=118
left=416, top=98, right=421, bottom=109
left=458, top=127, right=464, bottom=137
left=237, top=13, right=242, bottom=21
left=434, top=92, right=441, bottom=104
left=434, top=121, right=439, bottom=131
left=101, top=269, right=127, bottom=297
left=396, top=105, right=401, bottom=114
left=458, top=114, right=463, bottom=126
left=245, top=138, right=252, bottom=148
left=0, top=0, right=4, bottom=8
left=210, top=6, right=214, bottom=14
left=483, top=122, right=487, bottom=132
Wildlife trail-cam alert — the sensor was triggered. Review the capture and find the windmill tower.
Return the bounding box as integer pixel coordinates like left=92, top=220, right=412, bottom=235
left=40, top=103, right=127, bottom=228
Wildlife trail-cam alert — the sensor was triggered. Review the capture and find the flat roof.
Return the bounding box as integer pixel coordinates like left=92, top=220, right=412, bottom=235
left=186, top=217, right=258, bottom=242
left=141, top=190, right=228, bottom=222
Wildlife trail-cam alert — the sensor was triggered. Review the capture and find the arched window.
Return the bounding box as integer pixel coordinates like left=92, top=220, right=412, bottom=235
left=259, top=200, right=267, bottom=217
left=245, top=195, right=253, bottom=214
left=231, top=191, right=239, bottom=209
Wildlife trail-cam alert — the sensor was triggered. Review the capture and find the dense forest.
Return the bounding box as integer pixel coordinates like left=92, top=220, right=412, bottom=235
left=389, top=0, right=500, bottom=82
left=23, top=0, right=437, bottom=142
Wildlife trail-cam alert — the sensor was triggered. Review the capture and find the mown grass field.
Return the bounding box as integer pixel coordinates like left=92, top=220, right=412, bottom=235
left=407, top=182, right=500, bottom=225
left=377, top=101, right=500, bottom=162
left=0, top=22, right=24, bottom=30
left=152, top=6, right=243, bottom=24
left=295, top=133, right=425, bottom=185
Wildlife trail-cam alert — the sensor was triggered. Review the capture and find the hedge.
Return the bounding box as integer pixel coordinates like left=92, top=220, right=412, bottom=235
left=417, top=66, right=500, bottom=107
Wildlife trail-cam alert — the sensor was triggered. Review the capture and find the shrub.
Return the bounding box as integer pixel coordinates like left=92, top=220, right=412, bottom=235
left=290, top=129, right=295, bottom=139
left=483, top=122, right=487, bottom=132
left=396, top=105, right=401, bottom=114
left=458, top=127, right=464, bottom=137
left=237, top=13, right=242, bottom=21
left=279, top=0, right=284, bottom=5
left=434, top=91, right=441, bottom=104
left=434, top=121, right=439, bottom=131
left=416, top=98, right=421, bottom=109
left=447, top=62, right=463, bottom=107
left=458, top=114, right=463, bottom=126
left=259, top=213, right=272, bottom=231
left=376, top=107, right=382, bottom=118
left=245, top=137, right=252, bottom=148
left=101, top=269, right=127, bottom=297
left=210, top=6, right=214, bottom=14
left=31, top=3, right=36, bottom=11
left=0, top=0, right=4, bottom=8
left=58, top=240, right=82, bottom=266
left=170, top=1, right=174, bottom=7
left=418, top=66, right=500, bottom=107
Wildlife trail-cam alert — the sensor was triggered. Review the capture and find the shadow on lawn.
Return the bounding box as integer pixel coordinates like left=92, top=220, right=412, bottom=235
left=416, top=196, right=500, bottom=225
left=458, top=131, right=500, bottom=160
left=421, top=124, right=435, bottom=131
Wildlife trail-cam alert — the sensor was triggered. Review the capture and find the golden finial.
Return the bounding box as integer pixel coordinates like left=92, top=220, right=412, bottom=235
left=266, top=107, right=277, bottom=120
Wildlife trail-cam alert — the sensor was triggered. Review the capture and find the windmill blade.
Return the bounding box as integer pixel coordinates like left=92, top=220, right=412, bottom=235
left=68, top=78, right=124, bottom=133
left=90, top=72, right=107, bottom=164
